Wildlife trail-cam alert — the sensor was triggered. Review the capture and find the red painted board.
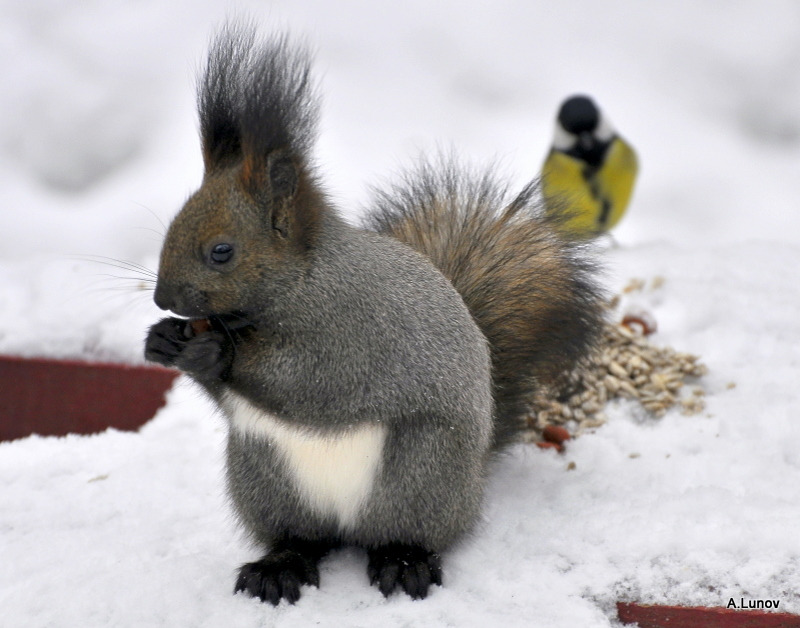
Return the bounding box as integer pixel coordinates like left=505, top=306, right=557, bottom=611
left=617, top=602, right=800, bottom=627
left=0, top=355, right=179, bottom=441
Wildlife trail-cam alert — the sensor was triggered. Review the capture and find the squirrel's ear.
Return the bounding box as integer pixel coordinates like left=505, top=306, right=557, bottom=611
left=267, top=151, right=299, bottom=201
left=240, top=149, right=300, bottom=237
left=239, top=149, right=298, bottom=199
left=266, top=151, right=299, bottom=238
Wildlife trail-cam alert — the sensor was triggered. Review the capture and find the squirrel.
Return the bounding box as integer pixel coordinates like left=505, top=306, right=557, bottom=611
left=144, top=23, right=604, bottom=605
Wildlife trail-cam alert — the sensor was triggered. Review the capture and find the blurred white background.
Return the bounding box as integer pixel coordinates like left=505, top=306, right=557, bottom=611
left=2, top=0, right=799, bottom=265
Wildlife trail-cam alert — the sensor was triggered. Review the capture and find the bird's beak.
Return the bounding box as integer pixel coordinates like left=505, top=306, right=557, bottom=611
left=578, top=131, right=595, bottom=152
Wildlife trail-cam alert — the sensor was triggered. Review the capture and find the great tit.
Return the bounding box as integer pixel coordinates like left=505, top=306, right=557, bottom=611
left=541, top=95, right=638, bottom=237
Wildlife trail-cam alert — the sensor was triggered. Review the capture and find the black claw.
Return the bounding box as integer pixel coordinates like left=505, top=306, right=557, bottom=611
left=428, top=553, right=443, bottom=587
left=235, top=563, right=266, bottom=600
left=377, top=562, right=400, bottom=597
left=404, top=561, right=432, bottom=599
left=261, top=575, right=281, bottom=606
left=278, top=570, right=302, bottom=605
left=367, top=544, right=442, bottom=600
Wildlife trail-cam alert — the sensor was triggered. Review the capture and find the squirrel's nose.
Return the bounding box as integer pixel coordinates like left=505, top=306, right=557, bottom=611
left=153, top=282, right=175, bottom=311
left=153, top=281, right=207, bottom=316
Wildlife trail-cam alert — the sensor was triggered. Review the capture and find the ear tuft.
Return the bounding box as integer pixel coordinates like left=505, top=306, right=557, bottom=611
left=199, top=23, right=255, bottom=171
left=198, top=23, right=319, bottom=175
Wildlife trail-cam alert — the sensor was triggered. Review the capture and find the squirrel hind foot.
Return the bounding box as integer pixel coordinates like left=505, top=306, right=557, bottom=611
left=367, top=544, right=443, bottom=600
left=235, top=556, right=315, bottom=605
left=234, top=537, right=336, bottom=605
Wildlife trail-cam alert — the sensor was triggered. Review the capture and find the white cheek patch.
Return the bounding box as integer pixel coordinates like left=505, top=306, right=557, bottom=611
left=552, top=121, right=576, bottom=151
left=223, top=392, right=386, bottom=530
left=595, top=111, right=616, bottom=142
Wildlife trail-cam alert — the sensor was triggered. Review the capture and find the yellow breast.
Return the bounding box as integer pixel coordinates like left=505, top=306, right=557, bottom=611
left=542, top=137, right=638, bottom=237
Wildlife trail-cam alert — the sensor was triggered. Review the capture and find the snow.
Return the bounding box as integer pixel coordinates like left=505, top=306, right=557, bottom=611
left=2, top=1, right=800, bottom=626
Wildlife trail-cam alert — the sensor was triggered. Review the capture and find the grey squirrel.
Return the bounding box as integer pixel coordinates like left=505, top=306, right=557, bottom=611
left=144, top=24, right=604, bottom=605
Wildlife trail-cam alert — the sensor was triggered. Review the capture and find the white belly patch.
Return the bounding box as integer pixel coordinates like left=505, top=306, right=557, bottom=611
left=223, top=392, right=386, bottom=530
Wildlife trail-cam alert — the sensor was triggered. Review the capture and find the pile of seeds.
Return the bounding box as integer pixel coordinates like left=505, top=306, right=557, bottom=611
left=524, top=294, right=708, bottom=442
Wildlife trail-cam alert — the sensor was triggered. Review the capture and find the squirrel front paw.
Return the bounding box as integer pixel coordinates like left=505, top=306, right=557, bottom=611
left=144, top=317, right=189, bottom=367
left=174, top=332, right=229, bottom=379
left=145, top=317, right=231, bottom=380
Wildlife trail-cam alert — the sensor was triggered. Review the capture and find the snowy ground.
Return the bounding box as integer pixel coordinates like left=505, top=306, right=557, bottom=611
left=2, top=1, right=800, bottom=626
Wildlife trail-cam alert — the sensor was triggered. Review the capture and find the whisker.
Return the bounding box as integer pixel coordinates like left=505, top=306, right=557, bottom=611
left=88, top=273, right=156, bottom=283
left=129, top=226, right=166, bottom=239
left=133, top=202, right=168, bottom=235
left=66, top=287, right=154, bottom=310
left=74, top=255, right=159, bottom=279
left=216, top=317, right=238, bottom=361
left=221, top=310, right=255, bottom=331
left=74, top=253, right=157, bottom=271
left=86, top=284, right=155, bottom=293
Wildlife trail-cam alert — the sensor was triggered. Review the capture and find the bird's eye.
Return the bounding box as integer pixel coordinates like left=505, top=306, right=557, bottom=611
left=210, top=243, right=234, bottom=264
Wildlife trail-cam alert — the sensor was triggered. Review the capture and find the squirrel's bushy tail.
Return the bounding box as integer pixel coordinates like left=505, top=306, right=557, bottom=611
left=364, top=159, right=605, bottom=450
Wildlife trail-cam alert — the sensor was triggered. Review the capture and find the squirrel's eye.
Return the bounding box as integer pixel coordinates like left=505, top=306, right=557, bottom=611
left=210, top=243, right=234, bottom=264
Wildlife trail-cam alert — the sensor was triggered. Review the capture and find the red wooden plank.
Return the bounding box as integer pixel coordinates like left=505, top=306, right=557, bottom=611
left=0, top=355, right=179, bottom=441
left=617, top=602, right=800, bottom=628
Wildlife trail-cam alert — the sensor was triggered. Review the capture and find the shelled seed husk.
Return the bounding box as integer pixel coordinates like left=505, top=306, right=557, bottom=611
left=525, top=314, right=708, bottom=442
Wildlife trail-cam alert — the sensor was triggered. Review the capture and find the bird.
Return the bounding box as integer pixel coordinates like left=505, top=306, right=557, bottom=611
left=541, top=94, right=638, bottom=238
